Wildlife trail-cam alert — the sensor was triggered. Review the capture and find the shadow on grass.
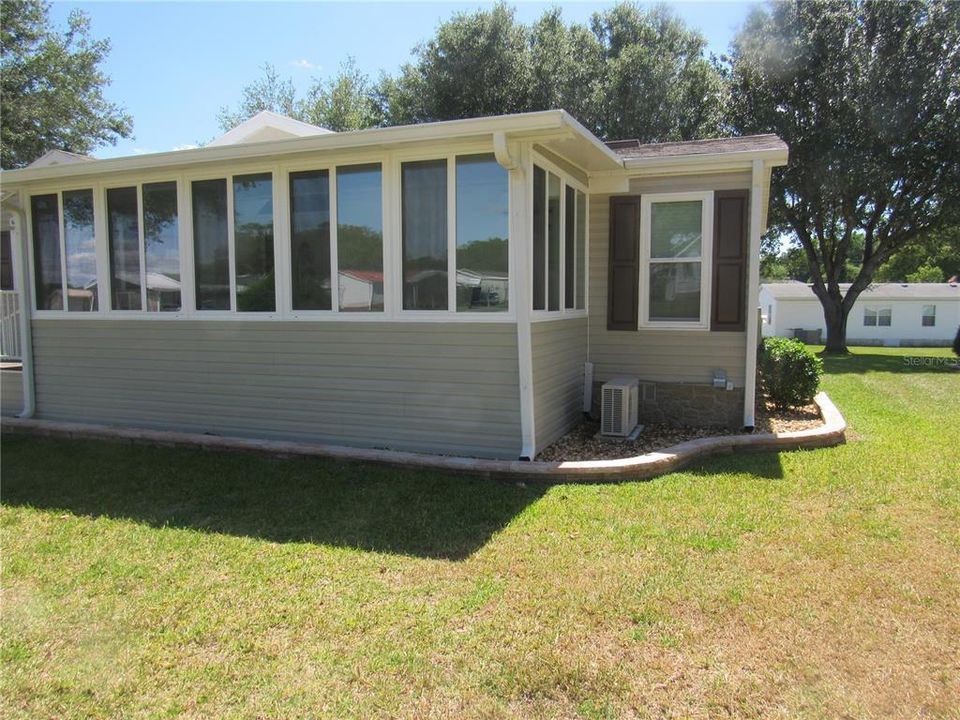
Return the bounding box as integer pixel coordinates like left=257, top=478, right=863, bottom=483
left=684, top=447, right=786, bottom=480
left=0, top=434, right=547, bottom=561
left=818, top=350, right=959, bottom=375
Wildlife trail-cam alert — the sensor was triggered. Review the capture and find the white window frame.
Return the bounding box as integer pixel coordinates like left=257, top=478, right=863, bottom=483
left=639, top=190, right=714, bottom=330
left=529, top=150, right=589, bottom=322
left=27, top=186, right=101, bottom=314
left=921, top=304, right=936, bottom=327
left=392, top=145, right=515, bottom=321
left=185, top=167, right=280, bottom=317
left=865, top=306, right=892, bottom=327
left=101, top=179, right=182, bottom=313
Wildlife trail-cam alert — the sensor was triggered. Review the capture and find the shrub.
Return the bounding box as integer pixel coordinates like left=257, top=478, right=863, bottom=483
left=953, top=326, right=960, bottom=357
left=758, top=337, right=823, bottom=409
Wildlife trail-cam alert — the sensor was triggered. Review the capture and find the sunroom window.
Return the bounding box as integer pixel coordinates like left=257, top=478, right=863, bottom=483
left=107, top=182, right=180, bottom=311
left=531, top=163, right=586, bottom=313
left=192, top=174, right=275, bottom=312
left=31, top=191, right=97, bottom=312
left=401, top=154, right=508, bottom=312
left=641, top=193, right=712, bottom=326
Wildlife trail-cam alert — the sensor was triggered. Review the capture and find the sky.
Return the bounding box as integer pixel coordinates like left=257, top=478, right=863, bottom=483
left=47, top=1, right=762, bottom=159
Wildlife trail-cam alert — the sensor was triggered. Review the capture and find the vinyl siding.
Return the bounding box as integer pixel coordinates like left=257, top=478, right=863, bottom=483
left=531, top=317, right=587, bottom=452
left=588, top=173, right=750, bottom=387
left=31, top=320, right=522, bottom=459
left=1, top=368, right=22, bottom=416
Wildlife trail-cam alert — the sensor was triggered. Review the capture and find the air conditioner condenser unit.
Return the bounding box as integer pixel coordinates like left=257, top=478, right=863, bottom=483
left=600, top=377, right=640, bottom=437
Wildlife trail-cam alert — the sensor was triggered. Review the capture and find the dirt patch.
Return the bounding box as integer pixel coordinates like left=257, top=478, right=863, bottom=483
left=536, top=400, right=824, bottom=462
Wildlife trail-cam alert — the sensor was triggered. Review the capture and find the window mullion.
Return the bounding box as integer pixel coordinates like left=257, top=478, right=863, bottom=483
left=226, top=175, right=236, bottom=312
left=330, top=167, right=340, bottom=313
left=447, top=155, right=456, bottom=312
left=137, top=185, right=147, bottom=311
left=58, top=192, right=68, bottom=310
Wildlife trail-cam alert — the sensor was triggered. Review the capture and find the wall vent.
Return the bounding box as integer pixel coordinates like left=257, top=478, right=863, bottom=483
left=600, top=377, right=639, bottom=437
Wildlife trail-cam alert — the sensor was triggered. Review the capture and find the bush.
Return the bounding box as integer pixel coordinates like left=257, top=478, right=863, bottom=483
left=758, top=337, right=823, bottom=409
left=953, top=326, right=960, bottom=357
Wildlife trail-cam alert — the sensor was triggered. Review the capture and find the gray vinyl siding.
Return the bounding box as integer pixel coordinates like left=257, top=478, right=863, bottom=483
left=1, top=368, right=22, bottom=416
left=31, top=320, right=522, bottom=459
left=588, top=173, right=751, bottom=387
left=531, top=317, right=587, bottom=452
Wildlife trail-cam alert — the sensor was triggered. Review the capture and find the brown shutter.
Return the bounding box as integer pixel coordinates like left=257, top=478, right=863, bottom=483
left=607, top=196, right=640, bottom=330
left=711, top=190, right=749, bottom=331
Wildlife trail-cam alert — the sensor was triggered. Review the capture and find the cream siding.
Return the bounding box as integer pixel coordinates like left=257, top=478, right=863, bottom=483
left=31, top=320, right=522, bottom=458
left=531, top=317, right=588, bottom=451
left=588, top=172, right=751, bottom=387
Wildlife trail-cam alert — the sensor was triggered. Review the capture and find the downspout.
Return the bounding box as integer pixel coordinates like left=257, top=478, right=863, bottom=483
left=495, top=132, right=536, bottom=460
left=743, top=159, right=764, bottom=429
left=6, top=192, right=36, bottom=418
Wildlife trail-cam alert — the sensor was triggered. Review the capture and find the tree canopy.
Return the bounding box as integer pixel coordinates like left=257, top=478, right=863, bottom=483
left=218, top=2, right=726, bottom=144
left=727, top=0, right=960, bottom=351
left=0, top=0, right=131, bottom=168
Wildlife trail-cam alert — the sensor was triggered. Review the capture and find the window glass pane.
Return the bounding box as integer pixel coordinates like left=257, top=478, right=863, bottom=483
left=564, top=185, right=575, bottom=309
left=234, top=173, right=274, bottom=312
left=532, top=165, right=545, bottom=311
left=575, top=190, right=586, bottom=310
left=192, top=179, right=229, bottom=310
left=290, top=170, right=331, bottom=310
left=143, top=181, right=180, bottom=312
left=878, top=308, right=891, bottom=327
left=922, top=304, right=935, bottom=327
left=864, top=308, right=876, bottom=326
left=31, top=194, right=62, bottom=310
left=456, top=154, right=508, bottom=312
left=107, top=187, right=141, bottom=310
left=63, top=189, right=97, bottom=311
left=402, top=159, right=447, bottom=310
left=649, top=262, right=701, bottom=321
left=337, top=164, right=383, bottom=312
left=547, top=172, right=561, bottom=311
left=651, top=201, right=702, bottom=259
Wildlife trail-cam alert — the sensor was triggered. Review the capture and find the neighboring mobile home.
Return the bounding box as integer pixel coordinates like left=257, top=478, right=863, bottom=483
left=760, top=281, right=960, bottom=346
left=0, top=110, right=787, bottom=459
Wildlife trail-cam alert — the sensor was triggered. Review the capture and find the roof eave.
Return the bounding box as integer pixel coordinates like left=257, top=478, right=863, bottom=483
left=621, top=146, right=788, bottom=173
left=0, top=111, right=579, bottom=186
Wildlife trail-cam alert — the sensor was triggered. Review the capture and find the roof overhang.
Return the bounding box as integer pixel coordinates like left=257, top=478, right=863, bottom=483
left=0, top=110, right=625, bottom=188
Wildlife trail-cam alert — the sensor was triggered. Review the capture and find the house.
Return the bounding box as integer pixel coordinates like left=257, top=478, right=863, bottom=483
left=760, top=281, right=960, bottom=346
left=0, top=110, right=788, bottom=459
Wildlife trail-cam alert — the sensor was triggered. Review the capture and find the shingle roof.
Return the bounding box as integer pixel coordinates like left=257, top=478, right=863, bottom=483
left=762, top=281, right=960, bottom=300
left=607, top=134, right=787, bottom=159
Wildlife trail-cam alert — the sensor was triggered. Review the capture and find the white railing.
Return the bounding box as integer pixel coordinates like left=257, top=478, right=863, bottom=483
left=1, top=290, right=21, bottom=360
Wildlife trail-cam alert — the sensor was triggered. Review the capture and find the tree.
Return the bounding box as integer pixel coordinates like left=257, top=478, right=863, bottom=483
left=0, top=0, right=132, bottom=168
left=726, top=0, right=960, bottom=352
left=217, top=63, right=297, bottom=132
left=302, top=58, right=379, bottom=132
left=590, top=3, right=725, bottom=142
left=874, top=225, right=960, bottom=282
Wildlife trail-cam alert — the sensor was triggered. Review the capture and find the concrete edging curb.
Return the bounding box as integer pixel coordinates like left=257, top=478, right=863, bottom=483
left=1, top=392, right=845, bottom=483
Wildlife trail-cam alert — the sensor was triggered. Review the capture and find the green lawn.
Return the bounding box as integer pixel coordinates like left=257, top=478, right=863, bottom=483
left=2, top=347, right=958, bottom=719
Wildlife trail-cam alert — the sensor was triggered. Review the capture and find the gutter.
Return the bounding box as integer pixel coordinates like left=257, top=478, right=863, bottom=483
left=4, top=191, right=35, bottom=418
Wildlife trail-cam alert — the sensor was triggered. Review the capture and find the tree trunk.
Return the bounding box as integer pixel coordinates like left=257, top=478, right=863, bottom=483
left=821, top=296, right=850, bottom=353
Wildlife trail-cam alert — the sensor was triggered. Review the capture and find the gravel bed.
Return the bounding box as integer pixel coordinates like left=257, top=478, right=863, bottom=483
left=536, top=399, right=824, bottom=462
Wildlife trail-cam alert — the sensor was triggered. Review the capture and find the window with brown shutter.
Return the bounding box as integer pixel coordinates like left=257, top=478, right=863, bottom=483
left=607, top=196, right=640, bottom=330
left=711, top=190, right=749, bottom=331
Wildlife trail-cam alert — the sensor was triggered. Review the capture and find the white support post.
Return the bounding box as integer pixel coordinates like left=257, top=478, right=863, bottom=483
left=500, top=139, right=536, bottom=460
left=743, top=159, right=764, bottom=429
left=10, top=194, right=35, bottom=417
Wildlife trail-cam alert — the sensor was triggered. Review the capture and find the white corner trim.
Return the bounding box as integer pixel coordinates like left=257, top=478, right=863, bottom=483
left=743, top=159, right=764, bottom=428
left=493, top=132, right=520, bottom=171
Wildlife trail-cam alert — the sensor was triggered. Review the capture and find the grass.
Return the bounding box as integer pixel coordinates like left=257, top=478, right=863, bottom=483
left=2, top=346, right=958, bottom=719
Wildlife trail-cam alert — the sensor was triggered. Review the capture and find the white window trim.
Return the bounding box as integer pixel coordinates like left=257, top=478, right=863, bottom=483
left=528, top=149, right=589, bottom=322
left=638, top=190, right=714, bottom=331
left=100, top=178, right=183, bottom=314
left=393, top=146, right=515, bottom=320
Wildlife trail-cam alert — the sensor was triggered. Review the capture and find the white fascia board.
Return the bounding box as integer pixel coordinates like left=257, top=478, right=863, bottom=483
left=620, top=148, right=789, bottom=174
left=0, top=111, right=575, bottom=187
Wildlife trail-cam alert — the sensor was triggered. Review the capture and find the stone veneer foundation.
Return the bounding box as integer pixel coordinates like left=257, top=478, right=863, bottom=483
left=592, top=381, right=746, bottom=429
